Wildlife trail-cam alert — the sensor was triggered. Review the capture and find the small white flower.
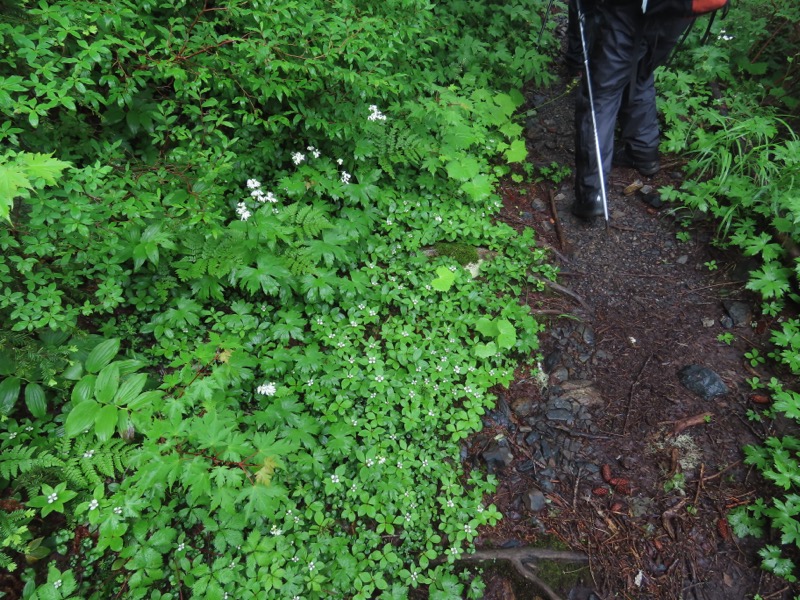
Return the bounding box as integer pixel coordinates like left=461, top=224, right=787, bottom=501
left=367, top=105, right=387, bottom=121
left=236, top=201, right=251, bottom=221
left=270, top=525, right=282, bottom=535
left=447, top=499, right=454, bottom=508
left=330, top=474, right=340, bottom=484
left=246, top=179, right=261, bottom=189
left=8, top=432, right=17, bottom=439
left=47, top=493, right=58, bottom=504
left=375, top=374, right=384, bottom=382
left=340, top=171, right=351, bottom=184
left=88, top=499, right=99, bottom=511
left=337, top=158, right=344, bottom=165
left=366, top=458, right=375, bottom=467
left=113, top=506, right=123, bottom=515
left=257, top=382, right=277, bottom=396
left=177, top=542, right=185, bottom=551
left=25, top=426, right=33, bottom=431
left=292, top=152, right=305, bottom=165
left=308, top=561, right=316, bottom=571
left=53, top=579, right=62, bottom=589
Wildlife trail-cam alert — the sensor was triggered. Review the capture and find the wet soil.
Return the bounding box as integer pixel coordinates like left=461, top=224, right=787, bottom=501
left=466, top=62, right=800, bottom=599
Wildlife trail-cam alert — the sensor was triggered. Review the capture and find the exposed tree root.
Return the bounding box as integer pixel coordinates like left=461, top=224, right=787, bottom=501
left=457, top=547, right=589, bottom=600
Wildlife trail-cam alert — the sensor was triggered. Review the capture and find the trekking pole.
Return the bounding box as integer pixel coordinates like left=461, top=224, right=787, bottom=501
left=576, top=0, right=609, bottom=223
left=536, top=0, right=556, bottom=46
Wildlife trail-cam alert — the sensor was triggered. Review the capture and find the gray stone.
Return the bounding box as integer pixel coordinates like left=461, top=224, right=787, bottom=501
left=525, top=431, right=541, bottom=446
left=510, top=396, right=535, bottom=417
left=543, top=350, right=562, bottom=373
left=677, top=255, right=689, bottom=265
left=549, top=397, right=575, bottom=411
left=560, top=379, right=604, bottom=407
left=547, top=408, right=574, bottom=422
left=532, top=198, right=548, bottom=212
left=678, top=365, right=729, bottom=400
left=550, top=366, right=569, bottom=384
left=720, top=315, right=734, bottom=329
left=723, top=300, right=752, bottom=327
left=524, top=489, right=547, bottom=512
left=482, top=442, right=514, bottom=473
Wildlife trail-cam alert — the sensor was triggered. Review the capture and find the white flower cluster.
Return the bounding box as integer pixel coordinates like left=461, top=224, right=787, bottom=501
left=47, top=492, right=58, bottom=504
left=236, top=201, right=251, bottom=221
left=368, top=105, right=387, bottom=121
left=257, top=381, right=277, bottom=396
left=248, top=179, right=277, bottom=204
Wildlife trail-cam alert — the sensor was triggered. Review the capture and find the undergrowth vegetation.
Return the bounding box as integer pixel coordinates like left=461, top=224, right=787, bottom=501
left=0, top=0, right=556, bottom=597
left=2, top=0, right=800, bottom=594
left=658, top=0, right=800, bottom=583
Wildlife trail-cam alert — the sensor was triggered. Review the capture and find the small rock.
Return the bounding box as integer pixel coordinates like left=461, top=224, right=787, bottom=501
left=677, top=255, right=689, bottom=265
left=543, top=350, right=562, bottom=373
left=678, top=365, right=730, bottom=400
left=547, top=408, right=574, bottom=422
left=531, top=198, right=548, bottom=212
left=524, top=489, right=547, bottom=512
left=525, top=431, right=541, bottom=446
left=482, top=442, right=514, bottom=473
left=511, top=396, right=534, bottom=417
left=550, top=367, right=569, bottom=384
left=702, top=317, right=715, bottom=328
left=554, top=192, right=567, bottom=203
left=723, top=300, right=752, bottom=327
left=560, top=379, right=604, bottom=407
left=720, top=315, right=734, bottom=328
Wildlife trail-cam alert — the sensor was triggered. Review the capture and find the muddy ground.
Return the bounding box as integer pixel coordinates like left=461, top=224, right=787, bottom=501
left=464, top=45, right=800, bottom=600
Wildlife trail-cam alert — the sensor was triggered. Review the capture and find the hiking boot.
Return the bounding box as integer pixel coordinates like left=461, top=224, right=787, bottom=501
left=613, top=147, right=660, bottom=177
left=571, top=191, right=605, bottom=221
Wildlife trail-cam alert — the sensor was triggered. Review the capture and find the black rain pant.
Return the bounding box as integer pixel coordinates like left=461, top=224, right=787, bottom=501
left=574, top=2, right=688, bottom=202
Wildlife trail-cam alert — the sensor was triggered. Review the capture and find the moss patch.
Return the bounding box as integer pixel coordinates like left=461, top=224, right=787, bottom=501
left=433, top=242, right=479, bottom=266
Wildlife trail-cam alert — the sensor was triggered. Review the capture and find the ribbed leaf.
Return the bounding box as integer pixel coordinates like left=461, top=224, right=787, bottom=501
left=65, top=399, right=100, bottom=437
left=85, top=338, right=120, bottom=373
left=24, top=382, right=47, bottom=418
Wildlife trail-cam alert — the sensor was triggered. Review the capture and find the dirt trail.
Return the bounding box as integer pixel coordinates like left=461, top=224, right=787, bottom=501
left=467, top=66, right=799, bottom=599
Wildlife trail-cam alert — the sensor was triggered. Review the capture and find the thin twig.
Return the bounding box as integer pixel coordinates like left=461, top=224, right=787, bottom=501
left=693, top=463, right=704, bottom=506
left=534, top=276, right=594, bottom=315
left=624, top=354, right=652, bottom=435
left=546, top=183, right=567, bottom=251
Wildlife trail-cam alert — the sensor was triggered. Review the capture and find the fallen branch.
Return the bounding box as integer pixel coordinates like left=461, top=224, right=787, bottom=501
left=463, top=547, right=589, bottom=564
left=533, top=276, right=594, bottom=315
left=546, top=183, right=567, bottom=252
left=670, top=412, right=713, bottom=436
left=457, top=547, right=589, bottom=600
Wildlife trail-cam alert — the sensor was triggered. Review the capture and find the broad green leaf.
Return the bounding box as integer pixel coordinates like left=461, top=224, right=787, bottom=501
left=65, top=399, right=100, bottom=436
left=475, top=317, right=498, bottom=338
left=94, top=404, right=118, bottom=441
left=504, top=139, right=527, bottom=163
left=114, top=373, right=147, bottom=406
left=474, top=342, right=497, bottom=358
left=85, top=338, right=120, bottom=373
left=19, top=152, right=71, bottom=186
left=71, top=374, right=96, bottom=404
left=496, top=319, right=517, bottom=349
left=24, top=382, right=47, bottom=418
left=127, top=389, right=164, bottom=411
left=431, top=266, right=456, bottom=292
left=95, top=363, right=120, bottom=404
left=445, top=156, right=481, bottom=181
left=0, top=376, right=21, bottom=415
left=62, top=361, right=83, bottom=380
